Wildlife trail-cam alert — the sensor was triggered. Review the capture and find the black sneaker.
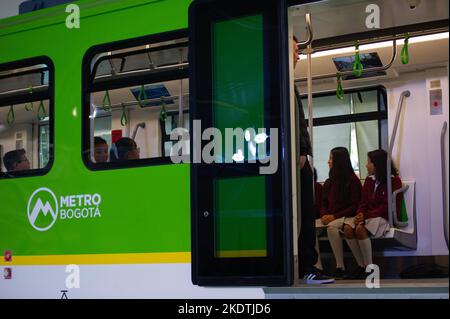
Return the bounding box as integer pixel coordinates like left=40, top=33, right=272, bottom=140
left=333, top=268, right=346, bottom=279
left=300, top=271, right=335, bottom=284
left=345, top=266, right=366, bottom=280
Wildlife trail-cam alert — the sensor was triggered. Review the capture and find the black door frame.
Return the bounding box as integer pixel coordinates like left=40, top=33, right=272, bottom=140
left=189, top=0, right=300, bottom=286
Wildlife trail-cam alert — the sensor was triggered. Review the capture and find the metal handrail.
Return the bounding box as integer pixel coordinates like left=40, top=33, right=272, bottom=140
left=91, top=41, right=189, bottom=80
left=0, top=85, right=48, bottom=97
left=393, top=185, right=409, bottom=228
left=94, top=62, right=189, bottom=81
left=94, top=93, right=189, bottom=111
left=132, top=122, right=146, bottom=140
left=441, top=121, right=449, bottom=249
left=298, top=27, right=448, bottom=54
left=389, top=91, right=410, bottom=155
left=387, top=90, right=410, bottom=227
left=296, top=13, right=313, bottom=47
left=295, top=39, right=397, bottom=83
left=298, top=13, right=315, bottom=193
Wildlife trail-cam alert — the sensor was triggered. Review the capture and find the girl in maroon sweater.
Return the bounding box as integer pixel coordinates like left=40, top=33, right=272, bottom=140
left=316, top=147, right=362, bottom=278
left=343, top=149, right=402, bottom=279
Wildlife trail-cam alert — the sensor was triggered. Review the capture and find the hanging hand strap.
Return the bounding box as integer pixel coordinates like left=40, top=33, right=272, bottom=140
left=25, top=86, right=34, bottom=111
left=353, top=41, right=363, bottom=77
left=137, top=84, right=147, bottom=108
left=7, top=105, right=15, bottom=125
left=401, top=33, right=410, bottom=65
left=336, top=72, right=344, bottom=100
left=120, top=103, right=128, bottom=126
left=37, top=100, right=47, bottom=121
left=159, top=97, right=167, bottom=122
left=102, top=90, right=111, bottom=111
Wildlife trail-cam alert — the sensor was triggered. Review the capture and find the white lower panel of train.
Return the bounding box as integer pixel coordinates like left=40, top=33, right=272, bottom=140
left=0, top=264, right=264, bottom=299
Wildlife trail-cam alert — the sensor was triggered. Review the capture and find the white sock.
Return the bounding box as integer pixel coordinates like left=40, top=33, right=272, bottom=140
left=327, top=226, right=345, bottom=269
left=345, top=238, right=365, bottom=267
left=314, top=236, right=323, bottom=270
left=358, top=238, right=373, bottom=266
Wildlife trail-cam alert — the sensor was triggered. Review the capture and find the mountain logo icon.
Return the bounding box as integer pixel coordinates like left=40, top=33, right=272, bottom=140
left=27, top=188, right=59, bottom=232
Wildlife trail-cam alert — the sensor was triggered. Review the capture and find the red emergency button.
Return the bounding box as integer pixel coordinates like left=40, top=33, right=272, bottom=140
left=434, top=101, right=439, bottom=107
left=4, top=251, right=12, bottom=262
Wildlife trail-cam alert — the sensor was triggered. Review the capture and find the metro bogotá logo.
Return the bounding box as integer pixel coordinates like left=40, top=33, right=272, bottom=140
left=27, top=188, right=59, bottom=232
left=27, top=188, right=102, bottom=232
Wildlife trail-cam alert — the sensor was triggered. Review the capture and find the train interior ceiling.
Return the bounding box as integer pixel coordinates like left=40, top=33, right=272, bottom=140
left=0, top=0, right=448, bottom=279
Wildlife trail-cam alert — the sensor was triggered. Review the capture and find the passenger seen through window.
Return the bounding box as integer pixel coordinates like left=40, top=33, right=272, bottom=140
left=94, top=136, right=109, bottom=163
left=110, top=137, right=140, bottom=162
left=3, top=149, right=31, bottom=172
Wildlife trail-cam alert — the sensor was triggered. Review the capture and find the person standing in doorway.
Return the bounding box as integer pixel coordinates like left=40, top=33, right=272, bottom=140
left=293, top=36, right=334, bottom=284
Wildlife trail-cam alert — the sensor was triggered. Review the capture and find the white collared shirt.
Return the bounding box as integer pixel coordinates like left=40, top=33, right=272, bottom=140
left=369, top=175, right=380, bottom=193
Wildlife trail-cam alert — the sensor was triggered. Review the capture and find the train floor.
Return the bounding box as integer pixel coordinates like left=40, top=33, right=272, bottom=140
left=316, top=253, right=448, bottom=279
left=264, top=278, right=449, bottom=299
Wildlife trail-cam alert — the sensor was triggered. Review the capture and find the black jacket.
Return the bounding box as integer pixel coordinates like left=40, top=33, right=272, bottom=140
left=295, top=87, right=312, bottom=156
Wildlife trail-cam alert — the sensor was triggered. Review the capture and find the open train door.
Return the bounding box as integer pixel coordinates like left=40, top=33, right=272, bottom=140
left=189, top=0, right=295, bottom=286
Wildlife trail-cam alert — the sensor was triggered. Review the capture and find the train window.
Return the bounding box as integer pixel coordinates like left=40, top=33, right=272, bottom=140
left=301, top=86, right=387, bottom=181
left=82, top=32, right=189, bottom=170
left=0, top=58, right=54, bottom=178
left=302, top=89, right=381, bottom=118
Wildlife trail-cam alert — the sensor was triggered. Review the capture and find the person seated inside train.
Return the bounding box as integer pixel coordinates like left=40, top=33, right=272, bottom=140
left=94, top=136, right=109, bottom=163
left=110, top=137, right=140, bottom=162
left=316, top=147, right=362, bottom=279
left=3, top=149, right=31, bottom=172
left=343, top=149, right=402, bottom=279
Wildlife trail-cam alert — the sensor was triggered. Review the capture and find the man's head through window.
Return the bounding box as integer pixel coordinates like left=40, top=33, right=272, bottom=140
left=3, top=149, right=31, bottom=172
left=112, top=137, right=140, bottom=161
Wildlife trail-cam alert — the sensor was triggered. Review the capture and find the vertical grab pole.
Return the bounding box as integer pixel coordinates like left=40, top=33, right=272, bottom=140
left=387, top=90, right=410, bottom=227
left=306, top=43, right=314, bottom=192
left=293, top=13, right=314, bottom=283
left=441, top=122, right=449, bottom=249
left=302, top=13, right=315, bottom=193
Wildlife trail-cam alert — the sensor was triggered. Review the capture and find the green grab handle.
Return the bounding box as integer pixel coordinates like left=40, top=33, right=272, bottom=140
left=37, top=100, right=47, bottom=121
left=353, top=41, right=363, bottom=77
left=401, top=34, right=410, bottom=65
left=25, top=86, right=34, bottom=111
left=336, top=73, right=344, bottom=100
left=7, top=105, right=15, bottom=125
left=25, top=101, right=34, bottom=112
left=102, top=90, right=111, bottom=111
left=121, top=104, right=128, bottom=126
left=138, top=84, right=147, bottom=108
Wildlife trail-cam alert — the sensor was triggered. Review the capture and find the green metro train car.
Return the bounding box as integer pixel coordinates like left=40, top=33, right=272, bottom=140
left=0, top=0, right=448, bottom=298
